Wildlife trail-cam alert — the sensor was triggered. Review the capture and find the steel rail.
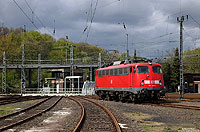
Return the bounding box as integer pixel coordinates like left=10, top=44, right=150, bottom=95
left=148, top=103, right=200, bottom=110
left=67, top=97, right=85, bottom=132
left=0, top=96, right=62, bottom=131
left=77, top=96, right=122, bottom=132
left=0, top=96, right=46, bottom=106
left=0, top=97, right=51, bottom=120
left=163, top=98, right=200, bottom=102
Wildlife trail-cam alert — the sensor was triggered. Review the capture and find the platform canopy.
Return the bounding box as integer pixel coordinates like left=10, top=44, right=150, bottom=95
left=65, top=76, right=82, bottom=79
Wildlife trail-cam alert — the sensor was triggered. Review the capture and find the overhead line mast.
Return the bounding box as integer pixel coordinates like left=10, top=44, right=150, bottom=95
left=177, top=15, right=188, bottom=99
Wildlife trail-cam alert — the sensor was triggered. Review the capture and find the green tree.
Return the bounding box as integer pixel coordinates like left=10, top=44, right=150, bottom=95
left=183, top=48, right=200, bottom=73
left=170, top=48, right=180, bottom=91
left=162, top=62, right=171, bottom=90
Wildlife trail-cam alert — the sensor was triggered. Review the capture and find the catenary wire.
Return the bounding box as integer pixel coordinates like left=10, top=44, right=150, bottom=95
left=12, top=0, right=40, bottom=31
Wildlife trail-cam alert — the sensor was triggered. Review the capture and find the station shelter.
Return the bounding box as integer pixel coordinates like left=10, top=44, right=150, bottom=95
left=44, top=69, right=84, bottom=94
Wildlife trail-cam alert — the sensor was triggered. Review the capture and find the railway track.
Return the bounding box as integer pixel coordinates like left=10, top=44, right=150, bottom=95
left=0, top=96, right=62, bottom=131
left=148, top=103, right=200, bottom=110
left=86, top=95, right=200, bottom=111
left=69, top=96, right=121, bottom=132
left=164, top=98, right=200, bottom=102
left=0, top=96, right=47, bottom=106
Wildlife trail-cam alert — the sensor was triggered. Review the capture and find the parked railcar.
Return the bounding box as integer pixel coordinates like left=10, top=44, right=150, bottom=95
left=95, top=61, right=164, bottom=102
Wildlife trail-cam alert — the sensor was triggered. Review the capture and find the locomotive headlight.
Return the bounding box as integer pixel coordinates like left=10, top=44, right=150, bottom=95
left=159, top=80, right=162, bottom=85
left=141, top=79, right=144, bottom=86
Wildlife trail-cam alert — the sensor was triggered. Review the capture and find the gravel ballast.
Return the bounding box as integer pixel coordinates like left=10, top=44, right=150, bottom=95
left=7, top=97, right=81, bottom=132
left=94, top=99, right=200, bottom=132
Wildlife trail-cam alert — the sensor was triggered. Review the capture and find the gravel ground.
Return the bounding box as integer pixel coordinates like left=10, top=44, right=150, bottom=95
left=6, top=97, right=81, bottom=132
left=94, top=99, right=200, bottom=132
left=3, top=96, right=200, bottom=132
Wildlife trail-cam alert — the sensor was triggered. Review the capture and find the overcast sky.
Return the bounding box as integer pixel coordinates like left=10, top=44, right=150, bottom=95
left=1, top=0, right=200, bottom=58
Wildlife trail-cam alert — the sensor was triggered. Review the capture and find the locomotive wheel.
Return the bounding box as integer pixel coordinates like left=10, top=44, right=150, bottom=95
left=119, top=94, right=125, bottom=102
left=108, top=95, right=113, bottom=101
left=106, top=94, right=112, bottom=101
left=129, top=95, right=135, bottom=102
left=99, top=91, right=106, bottom=100
left=134, top=94, right=143, bottom=103
left=100, top=94, right=106, bottom=100
left=153, top=92, right=160, bottom=100
left=114, top=96, right=120, bottom=102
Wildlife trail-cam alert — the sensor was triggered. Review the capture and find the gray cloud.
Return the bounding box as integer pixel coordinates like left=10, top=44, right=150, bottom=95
left=1, top=0, right=200, bottom=58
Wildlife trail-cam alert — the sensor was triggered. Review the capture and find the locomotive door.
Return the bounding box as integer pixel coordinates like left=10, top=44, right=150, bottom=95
left=129, top=67, right=133, bottom=88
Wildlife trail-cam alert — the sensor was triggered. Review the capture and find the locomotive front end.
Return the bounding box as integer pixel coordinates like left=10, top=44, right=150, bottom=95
left=135, top=63, right=164, bottom=99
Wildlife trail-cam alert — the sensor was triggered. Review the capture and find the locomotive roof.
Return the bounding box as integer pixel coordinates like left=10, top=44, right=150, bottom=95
left=98, top=62, right=161, bottom=70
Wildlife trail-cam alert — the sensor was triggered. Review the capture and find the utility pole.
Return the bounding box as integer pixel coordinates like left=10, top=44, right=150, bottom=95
left=123, top=22, right=129, bottom=63
left=66, top=36, right=68, bottom=64
left=98, top=53, right=102, bottom=68
left=70, top=45, right=74, bottom=89
left=126, top=33, right=129, bottom=63
left=38, top=54, right=42, bottom=89
left=21, top=44, right=26, bottom=95
left=177, top=15, right=188, bottom=99
left=2, top=52, right=6, bottom=93
left=134, top=49, right=136, bottom=60
left=66, top=42, right=68, bottom=64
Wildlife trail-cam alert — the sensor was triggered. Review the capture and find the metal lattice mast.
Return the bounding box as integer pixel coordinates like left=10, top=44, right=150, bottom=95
left=38, top=54, right=42, bottom=89
left=126, top=33, right=129, bottom=63
left=177, top=15, right=188, bottom=99
left=66, top=42, right=68, bottom=64
left=65, top=36, right=69, bottom=64
left=98, top=53, right=101, bottom=68
left=2, top=52, right=7, bottom=93
left=90, top=66, right=92, bottom=81
left=70, top=45, right=74, bottom=88
left=21, top=44, right=26, bottom=95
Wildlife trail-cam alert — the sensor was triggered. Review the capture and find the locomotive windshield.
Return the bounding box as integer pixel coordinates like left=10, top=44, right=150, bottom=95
left=153, top=66, right=162, bottom=73
left=137, top=66, right=149, bottom=73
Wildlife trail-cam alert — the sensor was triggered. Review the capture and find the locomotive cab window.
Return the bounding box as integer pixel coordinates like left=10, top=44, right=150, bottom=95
left=153, top=66, right=162, bottom=73
left=137, top=66, right=149, bottom=73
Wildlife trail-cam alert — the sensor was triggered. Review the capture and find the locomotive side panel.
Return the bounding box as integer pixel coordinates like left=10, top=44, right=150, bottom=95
left=96, top=66, right=130, bottom=91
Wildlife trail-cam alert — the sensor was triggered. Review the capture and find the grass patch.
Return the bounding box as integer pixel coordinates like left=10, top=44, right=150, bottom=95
left=0, top=99, right=41, bottom=116
left=164, top=127, right=172, bottom=130
left=141, top=121, right=165, bottom=132
left=124, top=112, right=153, bottom=121
left=0, top=106, right=13, bottom=115
left=124, top=112, right=198, bottom=132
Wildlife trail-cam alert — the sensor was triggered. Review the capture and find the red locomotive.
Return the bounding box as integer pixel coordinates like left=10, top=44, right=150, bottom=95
left=95, top=60, right=164, bottom=102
